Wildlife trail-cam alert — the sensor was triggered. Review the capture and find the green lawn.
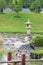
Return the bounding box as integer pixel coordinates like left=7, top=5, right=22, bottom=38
left=0, top=12, right=43, bottom=33
left=31, top=50, right=43, bottom=54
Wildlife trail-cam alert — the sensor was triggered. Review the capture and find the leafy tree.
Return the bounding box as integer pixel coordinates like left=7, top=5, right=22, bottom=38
left=30, top=0, right=41, bottom=13
left=12, top=0, right=22, bottom=17
left=0, top=0, right=12, bottom=12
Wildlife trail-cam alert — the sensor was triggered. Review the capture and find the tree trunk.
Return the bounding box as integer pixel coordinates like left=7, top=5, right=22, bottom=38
left=34, top=7, right=38, bottom=13
left=0, top=8, right=3, bottom=12
left=16, top=12, right=19, bottom=17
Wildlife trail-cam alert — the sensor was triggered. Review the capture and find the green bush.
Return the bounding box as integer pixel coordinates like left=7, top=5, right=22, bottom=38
left=31, top=35, right=43, bottom=47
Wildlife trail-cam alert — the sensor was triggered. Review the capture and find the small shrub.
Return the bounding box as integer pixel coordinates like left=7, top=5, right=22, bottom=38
left=31, top=35, right=43, bottom=47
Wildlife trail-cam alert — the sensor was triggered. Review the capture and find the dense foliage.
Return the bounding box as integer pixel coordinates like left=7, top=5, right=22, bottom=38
left=30, top=0, right=41, bottom=13
left=22, top=0, right=43, bottom=8
left=22, top=0, right=30, bottom=8
left=0, top=0, right=12, bottom=12
left=0, top=0, right=43, bottom=13
left=31, top=36, right=43, bottom=47
left=0, top=0, right=6, bottom=12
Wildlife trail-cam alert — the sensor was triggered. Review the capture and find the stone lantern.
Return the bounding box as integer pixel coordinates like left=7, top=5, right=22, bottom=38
left=25, top=19, right=32, bottom=35
left=24, top=19, right=32, bottom=44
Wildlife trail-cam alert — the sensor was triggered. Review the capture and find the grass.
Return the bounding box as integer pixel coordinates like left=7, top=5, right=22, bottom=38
left=26, top=62, right=41, bottom=65
left=0, top=11, right=43, bottom=33
left=31, top=50, right=43, bottom=54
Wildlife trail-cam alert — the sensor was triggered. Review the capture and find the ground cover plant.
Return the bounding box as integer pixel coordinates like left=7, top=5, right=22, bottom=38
left=31, top=50, right=43, bottom=54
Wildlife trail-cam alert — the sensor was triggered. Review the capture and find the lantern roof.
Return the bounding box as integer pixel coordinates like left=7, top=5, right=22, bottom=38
left=26, top=19, right=32, bottom=25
